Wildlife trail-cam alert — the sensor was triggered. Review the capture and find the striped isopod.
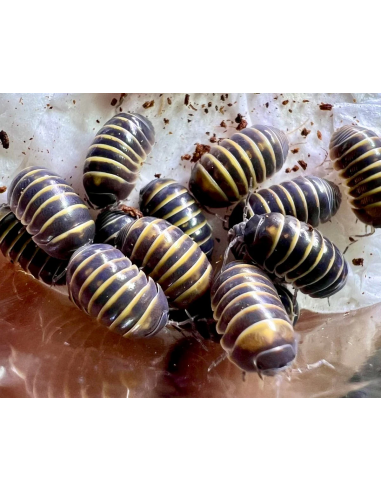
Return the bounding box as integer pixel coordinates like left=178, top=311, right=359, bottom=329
left=189, top=125, right=289, bottom=207
left=0, top=205, right=67, bottom=285
left=329, top=125, right=381, bottom=227
left=83, top=113, right=155, bottom=209
left=211, top=261, right=297, bottom=373
left=229, top=212, right=348, bottom=298
left=139, top=178, right=214, bottom=258
left=8, top=166, right=95, bottom=260
left=66, top=244, right=169, bottom=338
left=229, top=175, right=342, bottom=229
left=95, top=208, right=140, bottom=246
left=116, top=216, right=213, bottom=309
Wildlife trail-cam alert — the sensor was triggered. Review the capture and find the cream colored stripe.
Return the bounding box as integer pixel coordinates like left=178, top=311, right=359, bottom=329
left=277, top=185, right=297, bottom=216
left=147, top=233, right=187, bottom=276
left=254, top=193, right=271, bottom=213
left=88, top=143, right=140, bottom=170
left=151, top=189, right=188, bottom=215
left=238, top=133, right=267, bottom=182
left=267, top=189, right=286, bottom=215
left=48, top=220, right=94, bottom=245
left=103, top=123, right=147, bottom=160
left=128, top=219, right=163, bottom=261
left=26, top=193, right=78, bottom=234
left=143, top=179, right=177, bottom=204
left=39, top=204, right=88, bottom=234
left=21, top=184, right=72, bottom=223
left=157, top=242, right=199, bottom=285
left=194, top=164, right=229, bottom=202
left=109, top=281, right=151, bottom=331
left=223, top=139, right=257, bottom=187
left=173, top=263, right=212, bottom=305
left=172, top=209, right=201, bottom=227
left=14, top=235, right=33, bottom=264
left=213, top=145, right=249, bottom=191
left=165, top=254, right=206, bottom=297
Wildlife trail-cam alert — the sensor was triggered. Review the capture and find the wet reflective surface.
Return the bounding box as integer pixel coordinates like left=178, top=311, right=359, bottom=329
left=1, top=255, right=381, bottom=397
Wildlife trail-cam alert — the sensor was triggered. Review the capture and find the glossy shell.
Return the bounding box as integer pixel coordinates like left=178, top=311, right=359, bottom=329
left=329, top=125, right=381, bottom=227
left=0, top=205, right=67, bottom=285
left=116, top=216, right=213, bottom=309
left=229, top=175, right=342, bottom=229
left=211, top=261, right=297, bottom=373
left=66, top=244, right=169, bottom=338
left=83, top=113, right=155, bottom=209
left=189, top=125, right=289, bottom=207
left=95, top=209, right=137, bottom=246
left=240, top=213, right=348, bottom=298
left=8, top=166, right=95, bottom=260
left=139, top=178, right=214, bottom=257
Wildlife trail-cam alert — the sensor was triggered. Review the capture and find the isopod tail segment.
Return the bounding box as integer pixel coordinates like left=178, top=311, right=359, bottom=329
left=66, top=244, right=169, bottom=338
left=95, top=205, right=142, bottom=246
left=83, top=113, right=155, bottom=210
left=211, top=261, right=298, bottom=375
left=189, top=124, right=289, bottom=208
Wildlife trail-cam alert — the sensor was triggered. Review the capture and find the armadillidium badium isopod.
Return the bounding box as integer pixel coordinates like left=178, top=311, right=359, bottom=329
left=0, top=204, right=67, bottom=285
left=83, top=113, right=155, bottom=209
left=8, top=166, right=95, bottom=260
left=229, top=212, right=348, bottom=298
left=330, top=125, right=381, bottom=227
left=116, top=216, right=213, bottom=308
left=139, top=178, right=214, bottom=258
left=189, top=125, right=289, bottom=207
left=67, top=244, right=169, bottom=338
left=211, top=261, right=297, bottom=374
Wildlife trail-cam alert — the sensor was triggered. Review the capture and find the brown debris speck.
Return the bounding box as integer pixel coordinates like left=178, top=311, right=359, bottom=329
left=184, top=94, right=190, bottom=106
left=110, top=98, right=118, bottom=106
left=298, top=160, right=308, bottom=170
left=289, top=109, right=293, bottom=113
left=291, top=148, right=299, bottom=154
left=189, top=104, right=197, bottom=111
left=208, top=102, right=212, bottom=108
left=282, top=100, right=289, bottom=106
left=181, top=154, right=191, bottom=161
left=143, top=100, right=154, bottom=109
left=292, top=165, right=300, bottom=172
left=220, top=121, right=227, bottom=128
left=154, top=173, right=162, bottom=178
left=204, top=109, right=209, bottom=114
left=235, top=113, right=247, bottom=131
left=210, top=136, right=217, bottom=143
left=352, top=258, right=364, bottom=267
left=285, top=168, right=292, bottom=173
left=0, top=130, right=9, bottom=149
left=320, top=103, right=333, bottom=111
left=96, top=119, right=100, bottom=123
left=317, top=130, right=322, bottom=140
left=73, top=100, right=76, bottom=104
left=0, top=186, right=7, bottom=193
left=191, top=143, right=211, bottom=163
left=301, top=128, right=311, bottom=137
left=164, top=118, right=169, bottom=125
left=228, top=103, right=233, bottom=107
left=265, top=102, right=269, bottom=108
left=167, top=97, right=172, bottom=105
left=303, top=99, right=309, bottom=103
left=119, top=205, right=143, bottom=219
left=221, top=95, right=225, bottom=101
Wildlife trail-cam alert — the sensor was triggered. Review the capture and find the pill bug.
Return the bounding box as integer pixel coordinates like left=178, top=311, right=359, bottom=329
left=189, top=125, right=289, bottom=207
left=139, top=178, right=214, bottom=258
left=229, top=175, right=342, bottom=229
left=83, top=113, right=155, bottom=209
left=274, top=284, right=300, bottom=326
left=116, top=216, right=213, bottom=309
left=211, top=260, right=297, bottom=374
left=229, top=212, right=348, bottom=298
left=66, top=244, right=169, bottom=338
left=95, top=208, right=140, bottom=246
left=8, top=166, right=95, bottom=260
left=329, top=125, right=381, bottom=227
left=0, top=205, right=67, bottom=285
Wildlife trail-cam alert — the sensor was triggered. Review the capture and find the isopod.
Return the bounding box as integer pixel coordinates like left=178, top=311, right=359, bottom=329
left=189, top=125, right=289, bottom=207
left=211, top=261, right=297, bottom=373
left=116, top=216, right=212, bottom=309
left=66, top=244, right=169, bottom=338
left=8, top=166, right=95, bottom=259
left=83, top=113, right=155, bottom=209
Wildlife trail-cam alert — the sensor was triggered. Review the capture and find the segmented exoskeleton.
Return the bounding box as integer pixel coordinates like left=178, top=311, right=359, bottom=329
left=211, top=261, right=297, bottom=373
left=139, top=178, right=214, bottom=257
left=329, top=125, right=381, bottom=227
left=0, top=205, right=67, bottom=285
left=66, top=244, right=169, bottom=338
left=8, top=166, right=95, bottom=259
left=189, top=125, right=289, bottom=207
left=83, top=113, right=155, bottom=209
left=229, top=175, right=341, bottom=229
left=229, top=213, right=348, bottom=299
left=116, top=216, right=212, bottom=309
